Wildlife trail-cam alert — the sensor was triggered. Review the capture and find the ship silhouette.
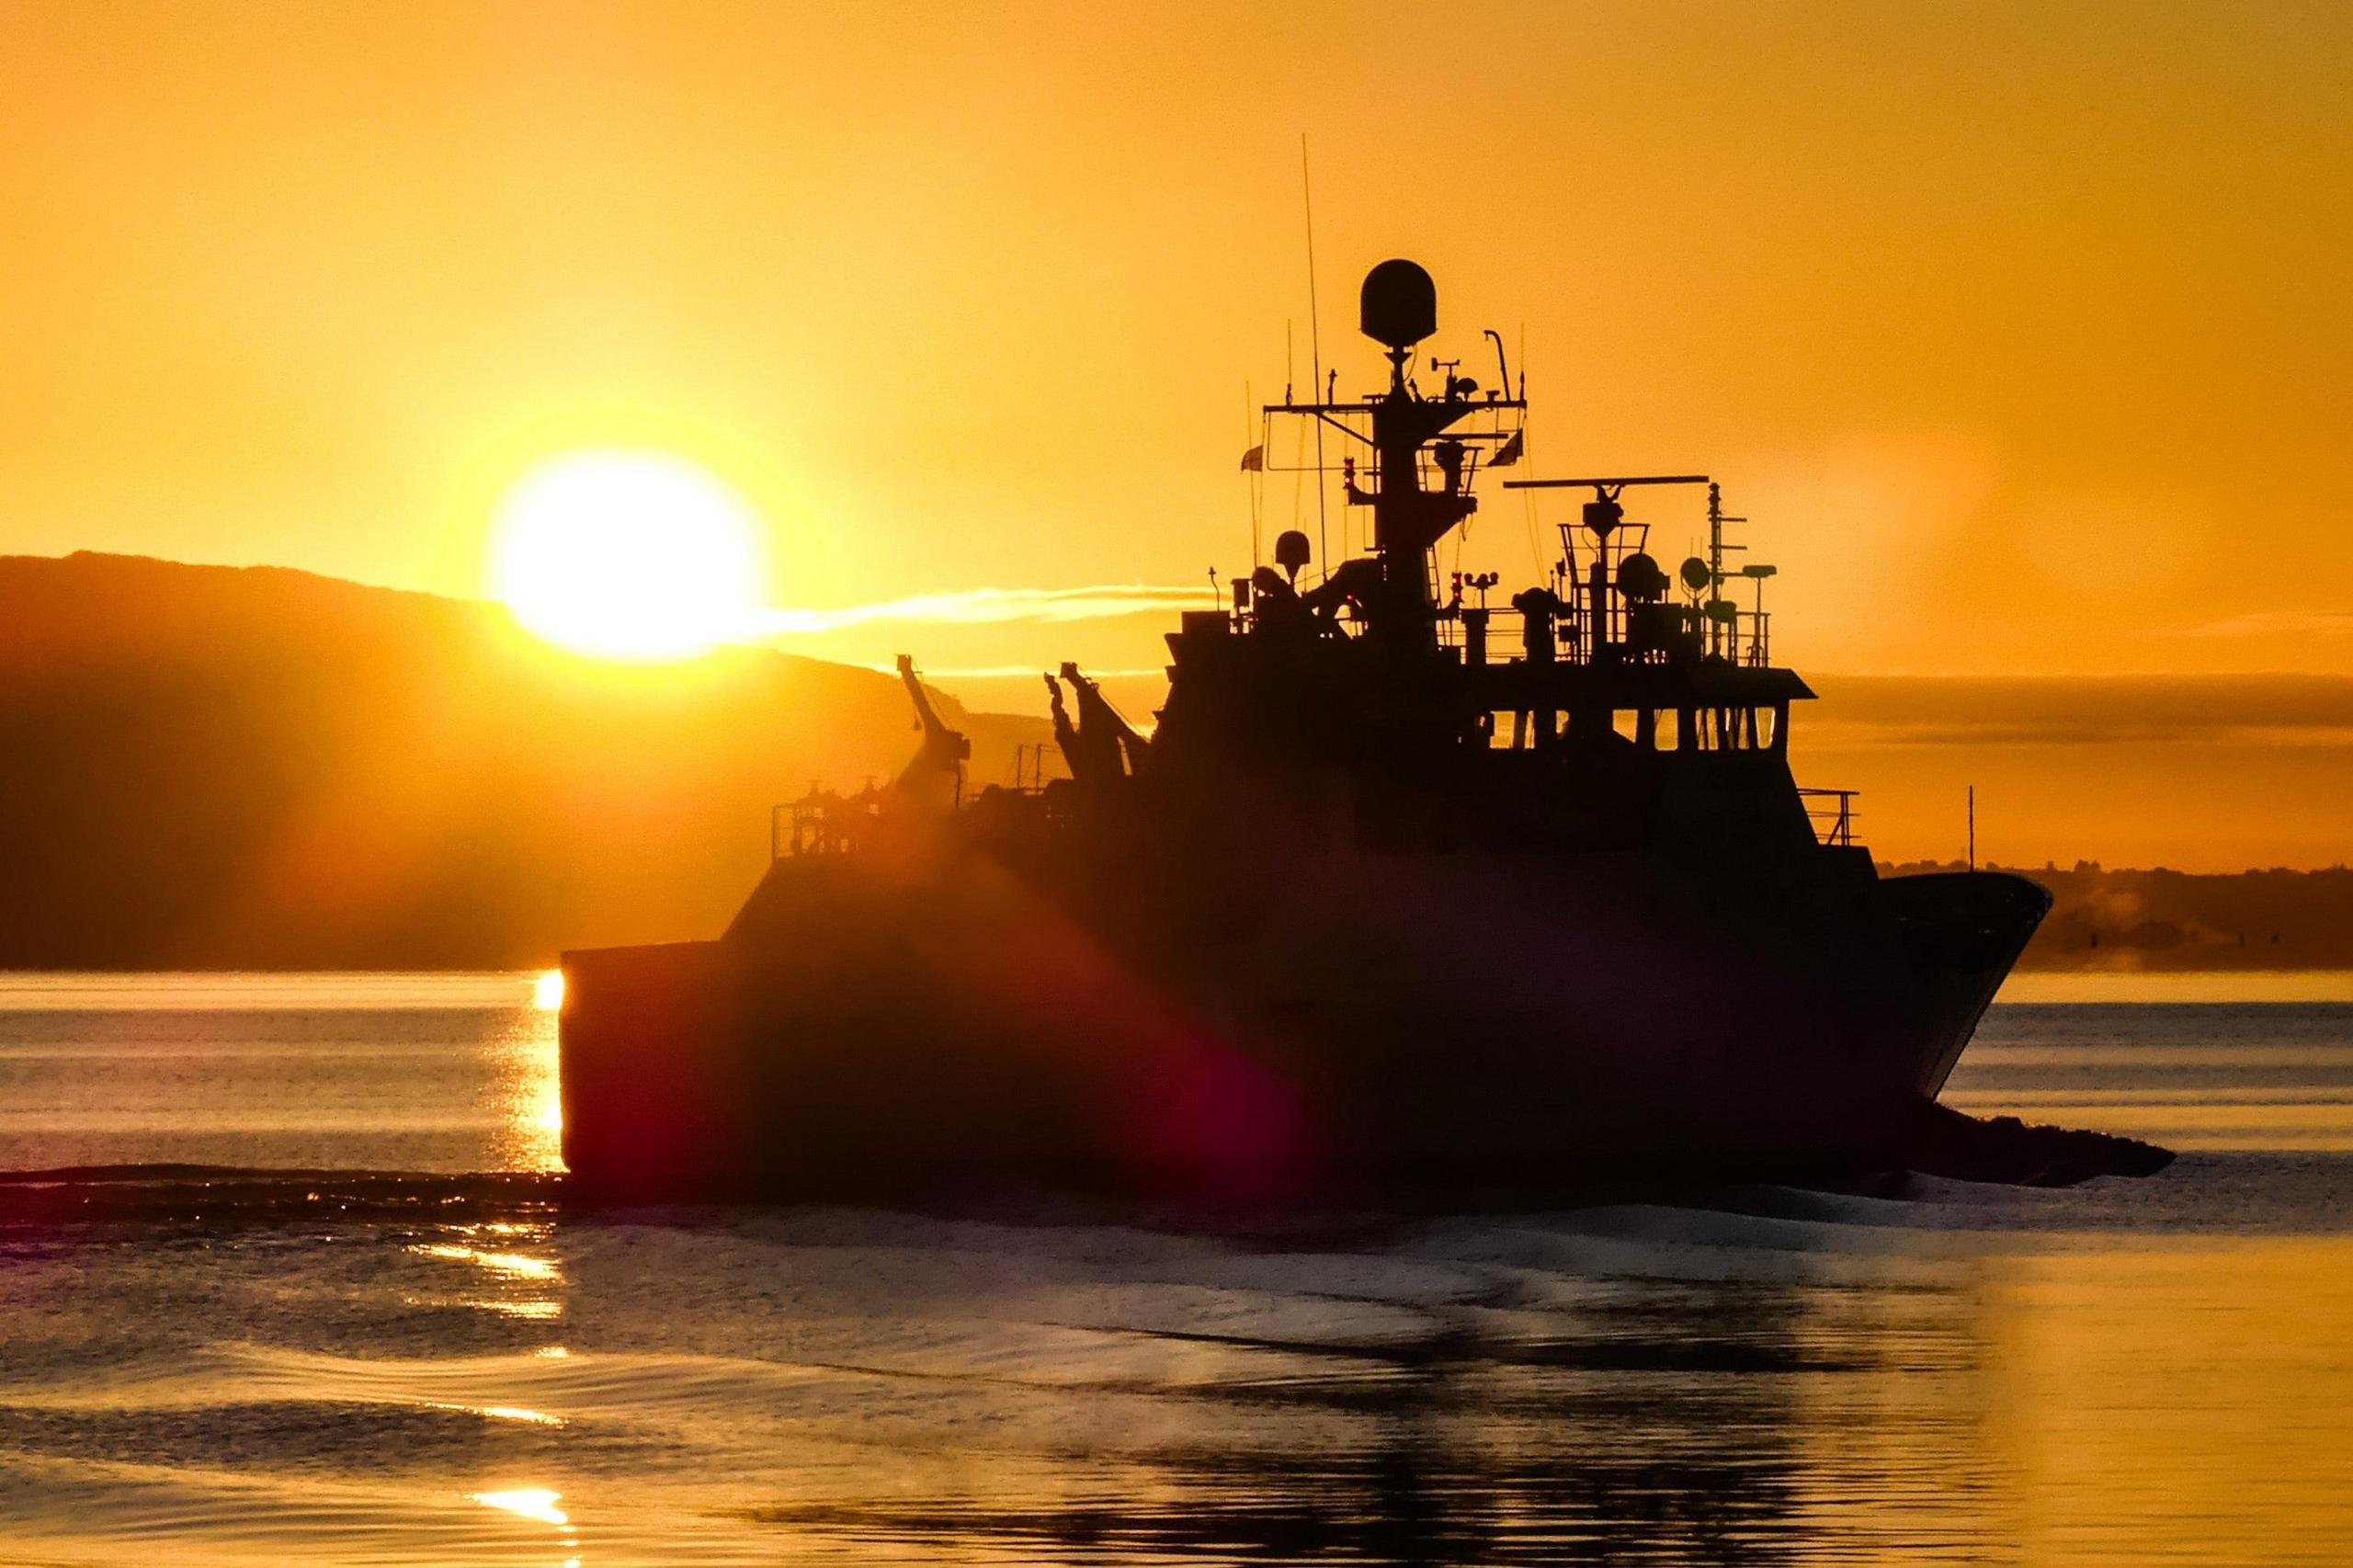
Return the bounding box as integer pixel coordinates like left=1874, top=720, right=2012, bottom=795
left=558, top=259, right=2134, bottom=1201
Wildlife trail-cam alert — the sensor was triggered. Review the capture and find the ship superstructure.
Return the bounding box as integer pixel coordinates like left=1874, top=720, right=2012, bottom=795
left=558, top=260, right=2052, bottom=1200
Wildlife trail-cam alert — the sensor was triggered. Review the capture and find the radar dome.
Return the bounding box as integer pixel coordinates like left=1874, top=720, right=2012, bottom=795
left=1359, top=259, right=1437, bottom=350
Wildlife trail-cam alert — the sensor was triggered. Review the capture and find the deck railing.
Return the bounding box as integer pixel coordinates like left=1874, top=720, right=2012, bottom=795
left=1798, top=787, right=1859, bottom=847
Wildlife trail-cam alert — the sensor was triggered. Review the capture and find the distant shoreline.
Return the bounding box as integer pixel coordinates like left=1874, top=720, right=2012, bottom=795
left=1885, top=861, right=2353, bottom=976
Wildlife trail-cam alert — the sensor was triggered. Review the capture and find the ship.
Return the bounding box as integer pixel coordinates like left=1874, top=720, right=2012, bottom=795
left=557, top=258, right=2075, bottom=1202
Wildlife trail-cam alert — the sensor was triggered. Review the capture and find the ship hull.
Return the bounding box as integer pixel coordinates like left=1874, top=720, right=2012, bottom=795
left=558, top=841, right=2049, bottom=1202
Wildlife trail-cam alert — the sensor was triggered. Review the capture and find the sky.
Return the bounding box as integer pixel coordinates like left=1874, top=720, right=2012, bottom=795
left=2, top=1, right=2349, bottom=867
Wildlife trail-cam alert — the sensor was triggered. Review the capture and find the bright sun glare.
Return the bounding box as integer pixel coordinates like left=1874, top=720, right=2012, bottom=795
left=489, top=450, right=764, bottom=660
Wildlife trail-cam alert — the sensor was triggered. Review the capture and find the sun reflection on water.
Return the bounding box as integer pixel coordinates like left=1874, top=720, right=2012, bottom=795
left=429, top=1401, right=565, bottom=1426
left=491, top=995, right=565, bottom=1172
left=470, top=1484, right=582, bottom=1565
left=471, top=1486, right=571, bottom=1527
left=408, top=1222, right=563, bottom=1320
left=412, top=1243, right=559, bottom=1282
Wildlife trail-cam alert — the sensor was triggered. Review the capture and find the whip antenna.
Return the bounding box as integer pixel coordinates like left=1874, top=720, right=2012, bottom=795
left=1301, top=134, right=1328, bottom=582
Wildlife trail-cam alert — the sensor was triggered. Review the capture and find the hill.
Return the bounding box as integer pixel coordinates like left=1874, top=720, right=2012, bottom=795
left=0, top=553, right=1044, bottom=967
left=1, top=551, right=2341, bottom=974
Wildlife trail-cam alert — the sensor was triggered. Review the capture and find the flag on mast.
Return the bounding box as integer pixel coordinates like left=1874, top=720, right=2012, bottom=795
left=1239, top=445, right=1265, bottom=472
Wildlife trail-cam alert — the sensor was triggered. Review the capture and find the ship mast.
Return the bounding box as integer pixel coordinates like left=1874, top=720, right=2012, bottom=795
left=1261, top=259, right=1526, bottom=651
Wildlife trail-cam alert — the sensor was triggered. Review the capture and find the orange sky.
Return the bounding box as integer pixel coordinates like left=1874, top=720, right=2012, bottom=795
left=3, top=1, right=2349, bottom=866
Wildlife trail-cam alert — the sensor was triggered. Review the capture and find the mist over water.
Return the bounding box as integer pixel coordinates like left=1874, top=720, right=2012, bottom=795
left=2, top=977, right=2350, bottom=1564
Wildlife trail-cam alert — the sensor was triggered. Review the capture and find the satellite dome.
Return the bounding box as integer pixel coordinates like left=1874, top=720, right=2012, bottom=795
left=1616, top=552, right=1669, bottom=603
left=1359, top=259, right=1437, bottom=350
left=1273, top=528, right=1313, bottom=581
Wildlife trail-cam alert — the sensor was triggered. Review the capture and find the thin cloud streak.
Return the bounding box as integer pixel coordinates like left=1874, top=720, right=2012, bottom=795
left=752, top=585, right=1207, bottom=636
left=863, top=664, right=1168, bottom=679
left=1806, top=673, right=2353, bottom=747
left=2174, top=610, right=2353, bottom=639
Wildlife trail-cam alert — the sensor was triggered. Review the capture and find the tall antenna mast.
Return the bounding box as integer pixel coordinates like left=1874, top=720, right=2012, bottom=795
left=1704, top=482, right=1747, bottom=659
left=1301, top=134, right=1328, bottom=582
left=1244, top=380, right=1259, bottom=569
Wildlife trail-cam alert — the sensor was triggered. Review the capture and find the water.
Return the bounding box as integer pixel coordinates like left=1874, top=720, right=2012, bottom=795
left=2, top=976, right=2350, bottom=1565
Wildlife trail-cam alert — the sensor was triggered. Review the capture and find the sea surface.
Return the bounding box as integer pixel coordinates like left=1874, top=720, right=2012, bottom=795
left=2, top=972, right=2352, bottom=1565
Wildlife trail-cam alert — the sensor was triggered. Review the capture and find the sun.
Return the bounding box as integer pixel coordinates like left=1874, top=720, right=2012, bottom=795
left=488, top=449, right=764, bottom=660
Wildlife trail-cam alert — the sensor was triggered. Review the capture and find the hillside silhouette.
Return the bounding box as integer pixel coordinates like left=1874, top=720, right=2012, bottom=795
left=1, top=552, right=2343, bottom=973
left=0, top=553, right=1044, bottom=967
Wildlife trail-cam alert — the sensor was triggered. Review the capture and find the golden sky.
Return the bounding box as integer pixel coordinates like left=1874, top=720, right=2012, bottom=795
left=4, top=1, right=2349, bottom=865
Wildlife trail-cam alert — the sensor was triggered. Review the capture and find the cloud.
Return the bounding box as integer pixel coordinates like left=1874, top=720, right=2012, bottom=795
left=1805, top=674, right=2353, bottom=748
left=751, top=585, right=1206, bottom=637
left=2173, top=610, right=2353, bottom=640
left=858, top=664, right=1167, bottom=679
